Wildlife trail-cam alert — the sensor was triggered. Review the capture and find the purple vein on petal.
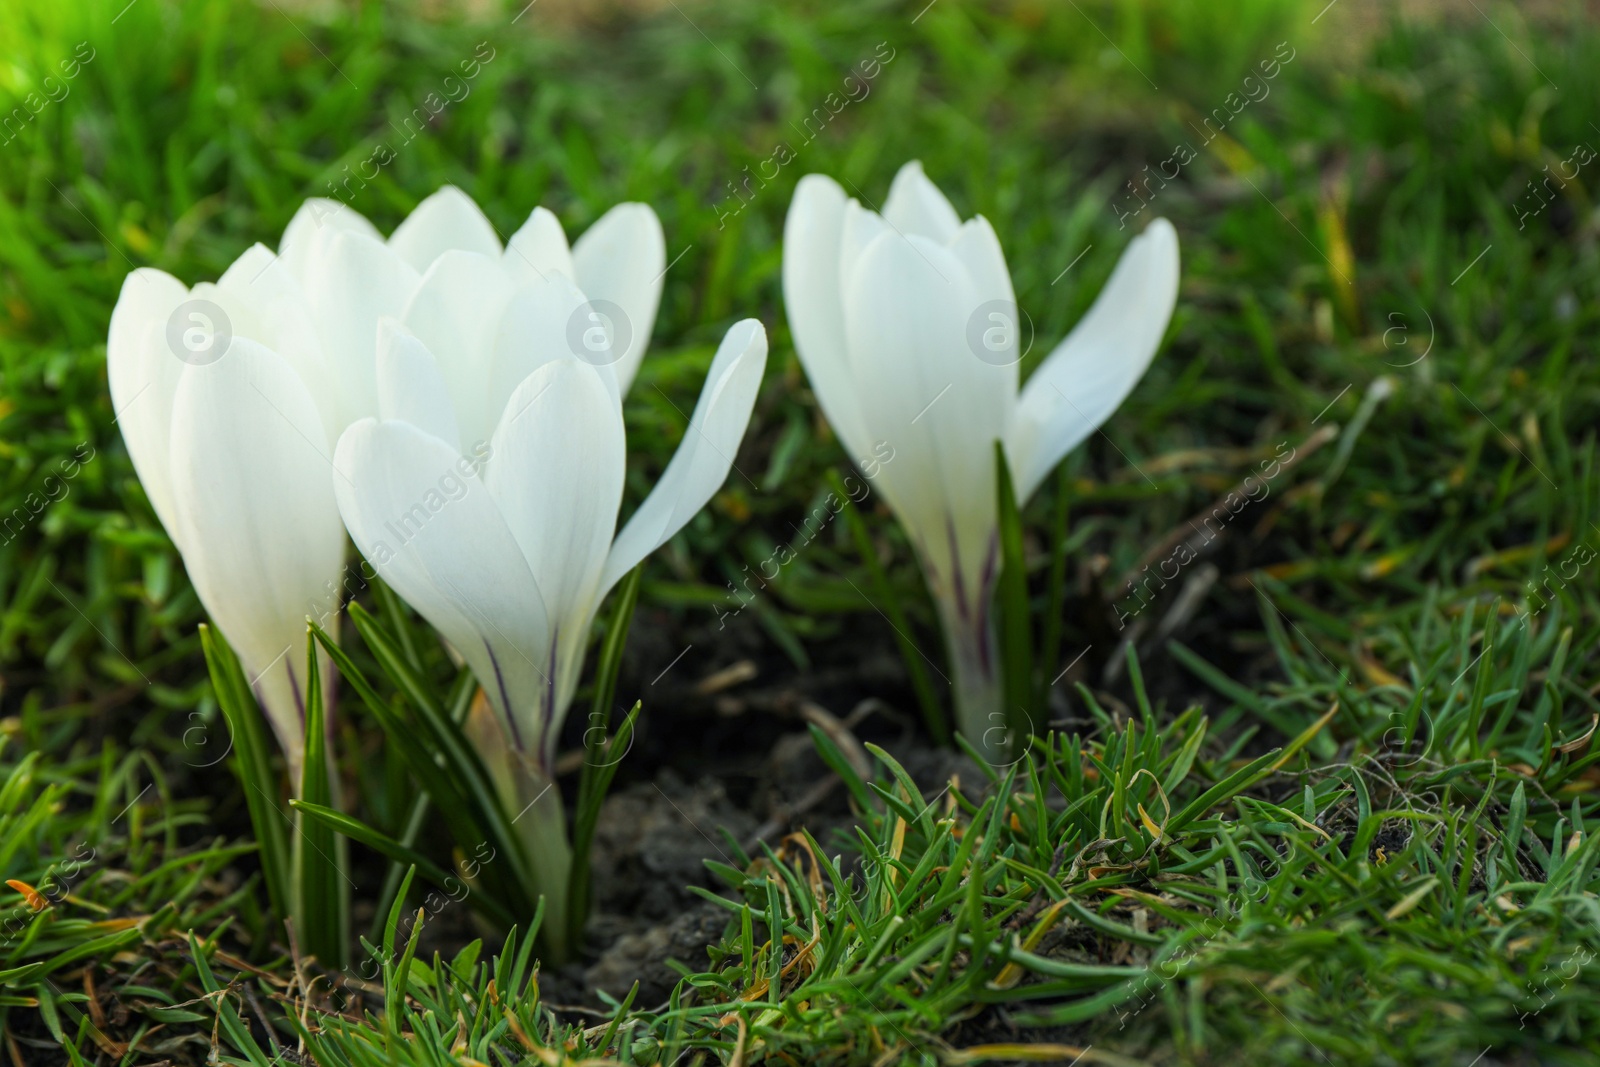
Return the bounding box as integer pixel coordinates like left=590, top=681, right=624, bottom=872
left=976, top=533, right=999, bottom=675
left=946, top=513, right=970, bottom=623
left=485, top=642, right=525, bottom=752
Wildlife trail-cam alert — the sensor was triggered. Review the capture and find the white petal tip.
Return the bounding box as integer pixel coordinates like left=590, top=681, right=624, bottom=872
left=725, top=317, right=767, bottom=354
left=1143, top=217, right=1179, bottom=247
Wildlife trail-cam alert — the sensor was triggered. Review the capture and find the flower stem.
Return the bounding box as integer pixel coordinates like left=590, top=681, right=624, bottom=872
left=943, top=613, right=1008, bottom=764
left=510, top=769, right=572, bottom=962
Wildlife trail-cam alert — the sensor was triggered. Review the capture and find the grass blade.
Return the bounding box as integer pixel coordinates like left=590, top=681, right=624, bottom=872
left=198, top=624, right=290, bottom=924
left=310, top=617, right=535, bottom=923
left=291, top=802, right=519, bottom=931
left=567, top=701, right=641, bottom=952
left=294, top=630, right=347, bottom=969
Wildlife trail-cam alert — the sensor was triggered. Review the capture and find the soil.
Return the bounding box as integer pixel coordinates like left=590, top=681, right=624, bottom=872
left=549, top=704, right=980, bottom=1007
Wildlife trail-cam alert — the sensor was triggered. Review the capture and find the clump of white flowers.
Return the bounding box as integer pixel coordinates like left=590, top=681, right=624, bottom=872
left=783, top=161, right=1179, bottom=757
left=109, top=186, right=766, bottom=947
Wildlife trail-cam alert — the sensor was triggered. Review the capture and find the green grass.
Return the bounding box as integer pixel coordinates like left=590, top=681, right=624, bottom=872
left=2, top=0, right=1599, bottom=1062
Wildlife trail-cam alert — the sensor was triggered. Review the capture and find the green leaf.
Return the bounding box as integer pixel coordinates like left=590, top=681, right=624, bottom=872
left=295, top=629, right=348, bottom=970
left=343, top=606, right=529, bottom=885
left=383, top=865, right=418, bottom=966
left=568, top=661, right=643, bottom=955
left=1169, top=702, right=1339, bottom=836
left=808, top=722, right=875, bottom=814
left=311, top=614, right=535, bottom=924
left=290, top=801, right=519, bottom=932
left=586, top=564, right=641, bottom=746
left=386, top=895, right=425, bottom=1028
left=863, top=742, right=934, bottom=837
left=187, top=932, right=275, bottom=1066
left=199, top=624, right=290, bottom=924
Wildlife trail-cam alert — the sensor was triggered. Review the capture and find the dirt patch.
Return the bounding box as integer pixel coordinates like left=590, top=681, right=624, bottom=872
left=542, top=706, right=983, bottom=1007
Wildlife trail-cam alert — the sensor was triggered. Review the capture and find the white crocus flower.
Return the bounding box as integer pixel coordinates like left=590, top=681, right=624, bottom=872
left=106, top=185, right=667, bottom=784
left=783, top=161, right=1179, bottom=758
left=278, top=186, right=667, bottom=431
left=108, top=252, right=347, bottom=782
left=332, top=274, right=766, bottom=935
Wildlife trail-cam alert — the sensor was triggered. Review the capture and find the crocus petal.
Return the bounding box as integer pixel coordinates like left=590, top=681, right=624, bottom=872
left=107, top=268, right=189, bottom=410
left=486, top=361, right=625, bottom=713
left=948, top=215, right=1021, bottom=393
left=841, top=234, right=985, bottom=511
left=376, top=319, right=460, bottom=451
left=296, top=231, right=422, bottom=432
left=601, top=319, right=767, bottom=593
left=842, top=231, right=1005, bottom=595
left=487, top=274, right=620, bottom=427
left=883, top=160, right=963, bottom=243
left=503, top=207, right=577, bottom=288
left=838, top=199, right=891, bottom=291
left=1009, top=218, right=1179, bottom=502
left=782, top=175, right=873, bottom=464
left=571, top=202, right=665, bottom=394
left=168, top=338, right=347, bottom=762
left=279, top=198, right=382, bottom=283
left=214, top=244, right=340, bottom=434
left=333, top=418, right=554, bottom=751
left=107, top=268, right=190, bottom=543
left=389, top=186, right=502, bottom=272
left=948, top=217, right=1016, bottom=319
left=402, top=251, right=516, bottom=451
